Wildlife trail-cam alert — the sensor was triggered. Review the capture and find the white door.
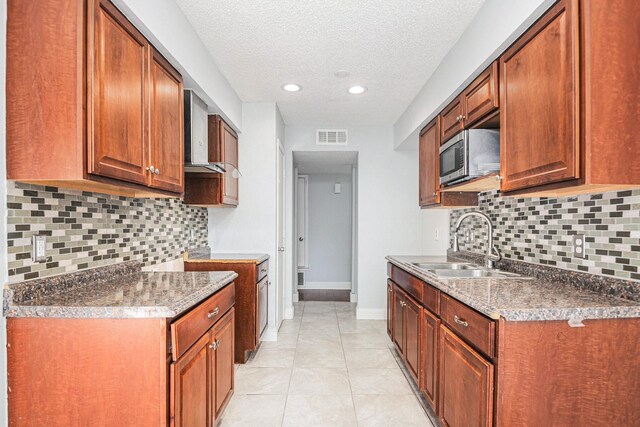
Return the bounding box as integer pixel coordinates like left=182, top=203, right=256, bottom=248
left=296, top=175, right=308, bottom=268
left=276, top=141, right=286, bottom=327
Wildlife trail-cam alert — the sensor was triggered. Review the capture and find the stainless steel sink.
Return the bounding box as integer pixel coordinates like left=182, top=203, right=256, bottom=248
left=429, top=269, right=533, bottom=280
left=411, top=262, right=476, bottom=270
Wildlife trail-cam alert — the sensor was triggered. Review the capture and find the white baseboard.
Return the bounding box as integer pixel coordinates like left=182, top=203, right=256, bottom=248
left=284, top=305, right=294, bottom=320
left=292, top=292, right=299, bottom=302
left=302, top=281, right=351, bottom=290
left=350, top=293, right=358, bottom=303
left=356, top=308, right=386, bottom=320
left=260, top=326, right=278, bottom=342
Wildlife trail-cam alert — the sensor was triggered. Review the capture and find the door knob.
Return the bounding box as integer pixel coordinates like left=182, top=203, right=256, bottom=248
left=298, top=237, right=304, bottom=242
left=278, top=247, right=285, bottom=252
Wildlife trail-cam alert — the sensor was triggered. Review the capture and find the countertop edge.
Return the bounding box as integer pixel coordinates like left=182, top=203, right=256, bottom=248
left=184, top=253, right=270, bottom=264
left=4, top=271, right=239, bottom=319
left=386, top=256, right=640, bottom=322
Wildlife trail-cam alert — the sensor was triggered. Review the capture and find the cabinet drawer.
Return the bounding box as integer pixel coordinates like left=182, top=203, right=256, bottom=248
left=440, top=294, right=495, bottom=358
left=256, top=260, right=269, bottom=282
left=171, top=283, right=235, bottom=361
left=421, top=282, right=439, bottom=315
left=391, top=265, right=423, bottom=303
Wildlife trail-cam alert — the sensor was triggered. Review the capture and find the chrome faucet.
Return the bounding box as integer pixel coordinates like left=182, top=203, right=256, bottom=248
left=453, top=211, right=502, bottom=269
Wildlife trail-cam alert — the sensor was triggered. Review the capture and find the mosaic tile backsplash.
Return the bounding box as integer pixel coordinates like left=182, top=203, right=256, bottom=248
left=450, top=189, right=640, bottom=281
left=7, top=181, right=208, bottom=283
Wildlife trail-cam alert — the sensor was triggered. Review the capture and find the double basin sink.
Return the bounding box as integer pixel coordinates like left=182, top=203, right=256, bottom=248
left=411, top=262, right=532, bottom=280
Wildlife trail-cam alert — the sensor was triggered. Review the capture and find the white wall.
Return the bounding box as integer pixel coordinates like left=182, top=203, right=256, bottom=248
left=0, top=0, right=7, bottom=422
left=393, top=0, right=554, bottom=149
left=112, top=0, right=243, bottom=131
left=305, top=173, right=352, bottom=287
left=285, top=127, right=449, bottom=319
left=208, top=103, right=280, bottom=338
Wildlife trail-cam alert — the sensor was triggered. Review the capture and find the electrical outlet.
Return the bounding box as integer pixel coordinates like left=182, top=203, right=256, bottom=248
left=190, top=229, right=196, bottom=239
left=32, top=235, right=47, bottom=263
left=573, top=234, right=585, bottom=258
left=434, top=228, right=440, bottom=241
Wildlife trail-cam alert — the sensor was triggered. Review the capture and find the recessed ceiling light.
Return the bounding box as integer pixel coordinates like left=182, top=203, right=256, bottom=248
left=334, top=70, right=350, bottom=78
left=282, top=83, right=302, bottom=92
left=348, top=85, right=367, bottom=95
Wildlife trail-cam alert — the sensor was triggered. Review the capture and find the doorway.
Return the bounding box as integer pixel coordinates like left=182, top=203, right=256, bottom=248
left=292, top=151, right=358, bottom=302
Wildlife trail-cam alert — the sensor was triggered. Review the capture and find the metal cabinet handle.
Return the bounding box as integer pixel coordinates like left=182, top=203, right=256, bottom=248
left=207, top=307, right=220, bottom=318
left=495, top=174, right=502, bottom=182
left=146, top=165, right=155, bottom=173
left=210, top=339, right=220, bottom=350
left=454, top=315, right=469, bottom=327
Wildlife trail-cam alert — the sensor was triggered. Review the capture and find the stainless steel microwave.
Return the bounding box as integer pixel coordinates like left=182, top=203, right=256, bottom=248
left=439, top=129, right=500, bottom=186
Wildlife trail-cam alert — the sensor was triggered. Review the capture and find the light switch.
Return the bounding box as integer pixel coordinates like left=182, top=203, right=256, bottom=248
left=334, top=183, right=341, bottom=194
left=32, top=235, right=47, bottom=263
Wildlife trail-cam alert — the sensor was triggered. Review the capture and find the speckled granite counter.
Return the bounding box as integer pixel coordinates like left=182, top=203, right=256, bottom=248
left=387, top=255, right=640, bottom=321
left=4, top=261, right=238, bottom=318
left=185, top=247, right=269, bottom=264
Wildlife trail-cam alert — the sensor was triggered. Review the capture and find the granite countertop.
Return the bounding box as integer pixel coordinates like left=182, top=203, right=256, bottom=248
left=4, top=262, right=238, bottom=318
left=185, top=247, right=270, bottom=264
left=387, top=255, right=640, bottom=322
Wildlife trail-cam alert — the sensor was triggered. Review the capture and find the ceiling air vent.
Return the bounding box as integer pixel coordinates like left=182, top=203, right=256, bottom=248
left=317, top=129, right=348, bottom=145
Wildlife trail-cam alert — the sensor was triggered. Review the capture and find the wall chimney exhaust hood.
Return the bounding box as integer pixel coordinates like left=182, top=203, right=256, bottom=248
left=183, top=90, right=225, bottom=174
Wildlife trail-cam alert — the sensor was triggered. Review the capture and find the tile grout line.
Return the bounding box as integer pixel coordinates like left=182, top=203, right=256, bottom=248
left=280, top=301, right=305, bottom=427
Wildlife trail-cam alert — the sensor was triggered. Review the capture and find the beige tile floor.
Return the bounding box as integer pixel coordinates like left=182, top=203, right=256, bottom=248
left=220, top=301, right=435, bottom=427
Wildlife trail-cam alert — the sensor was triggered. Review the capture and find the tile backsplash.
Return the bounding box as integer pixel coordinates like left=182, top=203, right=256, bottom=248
left=450, top=189, right=640, bottom=281
left=7, top=181, right=208, bottom=283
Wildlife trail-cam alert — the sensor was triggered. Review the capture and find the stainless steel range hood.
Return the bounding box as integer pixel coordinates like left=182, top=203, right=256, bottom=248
left=183, top=90, right=225, bottom=174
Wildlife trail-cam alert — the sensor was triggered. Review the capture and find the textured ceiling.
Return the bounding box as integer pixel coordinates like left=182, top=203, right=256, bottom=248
left=175, top=0, right=485, bottom=126
left=294, top=151, right=358, bottom=175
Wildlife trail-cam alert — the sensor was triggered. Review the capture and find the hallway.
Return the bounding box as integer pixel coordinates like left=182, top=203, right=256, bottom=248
left=220, top=301, right=434, bottom=426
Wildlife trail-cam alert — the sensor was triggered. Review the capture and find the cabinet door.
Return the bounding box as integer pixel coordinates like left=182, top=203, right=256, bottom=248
left=404, top=295, right=421, bottom=382
left=393, top=285, right=405, bottom=354
left=148, top=48, right=184, bottom=193
left=499, top=0, right=579, bottom=192
left=421, top=308, right=439, bottom=410
left=88, top=0, right=149, bottom=185
left=211, top=309, right=235, bottom=419
left=257, top=277, right=268, bottom=341
left=439, top=325, right=493, bottom=427
left=419, top=118, right=440, bottom=207
left=171, top=333, right=210, bottom=427
left=440, top=96, right=464, bottom=143
left=221, top=121, right=239, bottom=206
left=463, top=62, right=499, bottom=127
left=387, top=280, right=393, bottom=339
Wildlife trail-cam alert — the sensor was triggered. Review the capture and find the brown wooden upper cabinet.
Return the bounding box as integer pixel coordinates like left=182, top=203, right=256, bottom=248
left=499, top=0, right=579, bottom=193
left=184, top=115, right=239, bottom=207
left=419, top=117, right=478, bottom=209
left=499, top=0, right=640, bottom=195
left=419, top=118, right=440, bottom=207
left=440, top=62, right=499, bottom=144
left=211, top=116, right=240, bottom=206
left=7, top=0, right=184, bottom=197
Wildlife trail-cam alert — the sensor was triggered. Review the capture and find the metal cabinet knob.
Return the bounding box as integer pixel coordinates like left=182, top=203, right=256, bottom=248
left=207, top=307, right=220, bottom=318
left=155, top=169, right=160, bottom=175
left=146, top=165, right=155, bottom=173
left=454, top=315, right=469, bottom=327
left=495, top=174, right=502, bottom=182
left=210, top=339, right=220, bottom=350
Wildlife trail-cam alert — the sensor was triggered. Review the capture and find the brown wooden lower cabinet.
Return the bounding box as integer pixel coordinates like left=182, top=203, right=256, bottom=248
left=392, top=284, right=405, bottom=353
left=386, top=280, right=393, bottom=338
left=7, top=283, right=236, bottom=426
left=404, top=295, right=421, bottom=382
left=421, top=308, right=439, bottom=411
left=387, top=262, right=640, bottom=426
left=184, top=255, right=269, bottom=363
left=439, top=325, right=494, bottom=427
left=171, top=333, right=210, bottom=427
